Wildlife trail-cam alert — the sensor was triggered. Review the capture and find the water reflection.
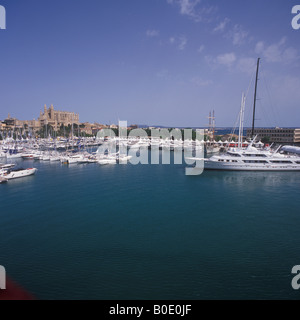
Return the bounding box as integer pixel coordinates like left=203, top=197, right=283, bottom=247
left=202, top=170, right=300, bottom=189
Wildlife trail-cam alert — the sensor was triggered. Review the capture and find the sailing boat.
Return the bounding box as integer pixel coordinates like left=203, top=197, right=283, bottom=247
left=192, top=58, right=300, bottom=171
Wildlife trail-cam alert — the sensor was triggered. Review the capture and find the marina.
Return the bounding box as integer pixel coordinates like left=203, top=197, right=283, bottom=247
left=1, top=153, right=300, bottom=299
left=1, top=115, right=300, bottom=299
left=1, top=0, right=300, bottom=303
left=1, top=91, right=299, bottom=299
left=1, top=131, right=300, bottom=172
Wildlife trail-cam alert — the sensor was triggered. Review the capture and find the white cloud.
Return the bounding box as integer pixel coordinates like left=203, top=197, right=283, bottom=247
left=271, top=75, right=300, bottom=108
left=230, top=24, right=248, bottom=46
left=191, top=76, right=213, bottom=86
left=255, top=37, right=299, bottom=64
left=216, top=53, right=236, bottom=67
left=167, top=0, right=216, bottom=22
left=169, top=35, right=187, bottom=50
left=255, top=41, right=264, bottom=54
left=178, top=36, right=187, bottom=50
left=178, top=0, right=201, bottom=16
left=197, top=45, right=205, bottom=53
left=213, top=18, right=230, bottom=33
left=146, top=29, right=159, bottom=37
left=263, top=44, right=282, bottom=62
left=255, top=39, right=282, bottom=62
left=237, top=57, right=257, bottom=75
left=282, top=47, right=298, bottom=62
left=205, top=53, right=236, bottom=70
left=206, top=53, right=258, bottom=74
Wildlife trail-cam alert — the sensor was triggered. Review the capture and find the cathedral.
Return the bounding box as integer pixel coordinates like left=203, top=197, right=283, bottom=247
left=38, top=105, right=79, bottom=130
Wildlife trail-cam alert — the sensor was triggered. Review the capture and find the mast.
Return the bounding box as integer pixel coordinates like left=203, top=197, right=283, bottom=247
left=209, top=111, right=211, bottom=137
left=71, top=114, right=74, bottom=151
left=238, top=93, right=246, bottom=148
left=212, top=110, right=215, bottom=142
left=251, top=57, right=260, bottom=137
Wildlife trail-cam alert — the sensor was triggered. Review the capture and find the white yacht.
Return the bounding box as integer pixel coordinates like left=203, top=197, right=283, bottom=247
left=6, top=152, right=22, bottom=159
left=118, top=154, right=132, bottom=163
left=0, top=151, right=7, bottom=158
left=206, top=145, right=221, bottom=155
left=60, top=154, right=85, bottom=164
left=0, top=167, right=37, bottom=180
left=49, top=155, right=61, bottom=162
left=98, top=157, right=117, bottom=165
left=0, top=163, right=15, bottom=170
left=204, top=144, right=300, bottom=171
left=189, top=58, right=300, bottom=172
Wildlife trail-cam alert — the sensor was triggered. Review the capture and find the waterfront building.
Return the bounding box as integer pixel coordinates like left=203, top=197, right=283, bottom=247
left=3, top=114, right=19, bottom=129
left=38, top=104, right=79, bottom=130
left=79, top=122, right=107, bottom=136
left=246, top=128, right=300, bottom=144
left=0, top=122, right=6, bottom=131
left=220, top=133, right=240, bottom=142
left=1, top=105, right=80, bottom=133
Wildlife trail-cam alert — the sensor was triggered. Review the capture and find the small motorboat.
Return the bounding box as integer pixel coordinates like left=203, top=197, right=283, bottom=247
left=0, top=163, right=16, bottom=170
left=0, top=168, right=37, bottom=180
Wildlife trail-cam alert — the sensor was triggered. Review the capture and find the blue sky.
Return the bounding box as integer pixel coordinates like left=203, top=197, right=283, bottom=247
left=0, top=0, right=299, bottom=127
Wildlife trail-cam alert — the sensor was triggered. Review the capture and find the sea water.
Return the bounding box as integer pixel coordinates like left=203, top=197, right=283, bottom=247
left=1, top=153, right=300, bottom=299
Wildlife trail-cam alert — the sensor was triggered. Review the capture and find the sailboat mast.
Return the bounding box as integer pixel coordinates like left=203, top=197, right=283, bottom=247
left=212, top=110, right=215, bottom=141
left=238, top=93, right=246, bottom=148
left=251, top=57, right=260, bottom=137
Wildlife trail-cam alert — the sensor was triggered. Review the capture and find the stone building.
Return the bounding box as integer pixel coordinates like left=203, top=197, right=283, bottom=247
left=3, top=114, right=18, bottom=128
left=0, top=122, right=7, bottom=131
left=80, top=122, right=93, bottom=135
left=38, top=104, right=79, bottom=130
left=3, top=115, right=42, bottom=132
left=1, top=105, right=80, bottom=133
left=78, top=122, right=108, bottom=136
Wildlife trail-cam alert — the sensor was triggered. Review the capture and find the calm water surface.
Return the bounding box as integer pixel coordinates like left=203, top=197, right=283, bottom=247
left=1, top=154, right=300, bottom=299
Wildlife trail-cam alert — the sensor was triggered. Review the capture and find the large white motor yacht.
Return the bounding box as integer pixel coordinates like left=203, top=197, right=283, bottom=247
left=204, top=145, right=300, bottom=171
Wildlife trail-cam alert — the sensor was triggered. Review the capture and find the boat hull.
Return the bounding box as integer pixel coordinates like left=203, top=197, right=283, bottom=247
left=0, top=177, right=8, bottom=183
left=204, top=161, right=300, bottom=171
left=1, top=168, right=37, bottom=180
